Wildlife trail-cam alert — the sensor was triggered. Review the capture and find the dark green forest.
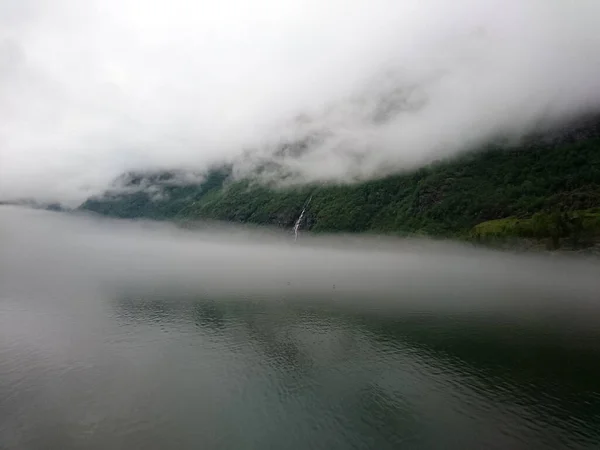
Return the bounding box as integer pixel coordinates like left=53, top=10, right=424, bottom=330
left=81, top=124, right=600, bottom=249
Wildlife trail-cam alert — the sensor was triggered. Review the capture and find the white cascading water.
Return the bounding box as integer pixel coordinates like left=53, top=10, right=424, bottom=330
left=293, top=196, right=312, bottom=241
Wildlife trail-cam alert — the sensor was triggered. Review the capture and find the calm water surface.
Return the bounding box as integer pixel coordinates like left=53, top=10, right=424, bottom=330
left=1, top=207, right=600, bottom=449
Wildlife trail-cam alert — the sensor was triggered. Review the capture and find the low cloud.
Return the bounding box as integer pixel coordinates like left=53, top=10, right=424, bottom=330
left=1, top=0, right=600, bottom=204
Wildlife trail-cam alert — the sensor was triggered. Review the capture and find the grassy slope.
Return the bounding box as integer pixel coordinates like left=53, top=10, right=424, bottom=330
left=81, top=137, right=600, bottom=247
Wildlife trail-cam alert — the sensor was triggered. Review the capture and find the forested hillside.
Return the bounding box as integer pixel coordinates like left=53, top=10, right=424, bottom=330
left=81, top=120, right=600, bottom=249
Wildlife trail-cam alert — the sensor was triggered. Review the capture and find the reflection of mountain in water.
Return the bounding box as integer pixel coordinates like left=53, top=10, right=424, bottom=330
left=111, top=295, right=600, bottom=449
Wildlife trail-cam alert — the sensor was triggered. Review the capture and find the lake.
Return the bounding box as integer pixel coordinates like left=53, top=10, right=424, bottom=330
left=1, top=206, right=600, bottom=449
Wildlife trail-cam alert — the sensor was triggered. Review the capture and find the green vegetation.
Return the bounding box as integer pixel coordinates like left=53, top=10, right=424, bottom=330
left=82, top=169, right=230, bottom=220
left=472, top=209, right=600, bottom=249
left=80, top=135, right=600, bottom=250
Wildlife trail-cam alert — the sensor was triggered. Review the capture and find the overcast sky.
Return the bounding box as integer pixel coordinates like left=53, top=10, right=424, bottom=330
left=1, top=0, right=600, bottom=204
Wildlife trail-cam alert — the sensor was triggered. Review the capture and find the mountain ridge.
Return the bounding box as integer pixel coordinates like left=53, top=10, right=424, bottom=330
left=80, top=115, right=600, bottom=250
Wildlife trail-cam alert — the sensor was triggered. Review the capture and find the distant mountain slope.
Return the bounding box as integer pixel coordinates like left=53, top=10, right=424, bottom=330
left=80, top=117, right=600, bottom=248
left=81, top=168, right=230, bottom=220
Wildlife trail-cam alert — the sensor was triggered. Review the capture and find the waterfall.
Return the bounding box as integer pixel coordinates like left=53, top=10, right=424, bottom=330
left=293, top=196, right=312, bottom=241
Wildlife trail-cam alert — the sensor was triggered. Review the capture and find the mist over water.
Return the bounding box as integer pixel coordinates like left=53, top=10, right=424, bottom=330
left=2, top=206, right=600, bottom=449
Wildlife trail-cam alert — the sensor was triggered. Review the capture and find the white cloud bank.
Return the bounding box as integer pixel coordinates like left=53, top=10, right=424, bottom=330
left=1, top=0, right=600, bottom=204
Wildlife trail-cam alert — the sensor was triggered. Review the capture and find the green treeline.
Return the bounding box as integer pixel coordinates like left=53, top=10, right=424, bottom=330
left=81, top=137, right=600, bottom=248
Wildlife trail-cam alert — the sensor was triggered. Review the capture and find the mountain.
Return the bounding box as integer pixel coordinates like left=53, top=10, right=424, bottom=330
left=0, top=199, right=67, bottom=212
left=80, top=116, right=600, bottom=250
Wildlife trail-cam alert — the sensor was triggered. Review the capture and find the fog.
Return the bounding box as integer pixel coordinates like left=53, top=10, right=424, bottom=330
left=2, top=206, right=599, bottom=331
left=1, top=0, right=600, bottom=204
